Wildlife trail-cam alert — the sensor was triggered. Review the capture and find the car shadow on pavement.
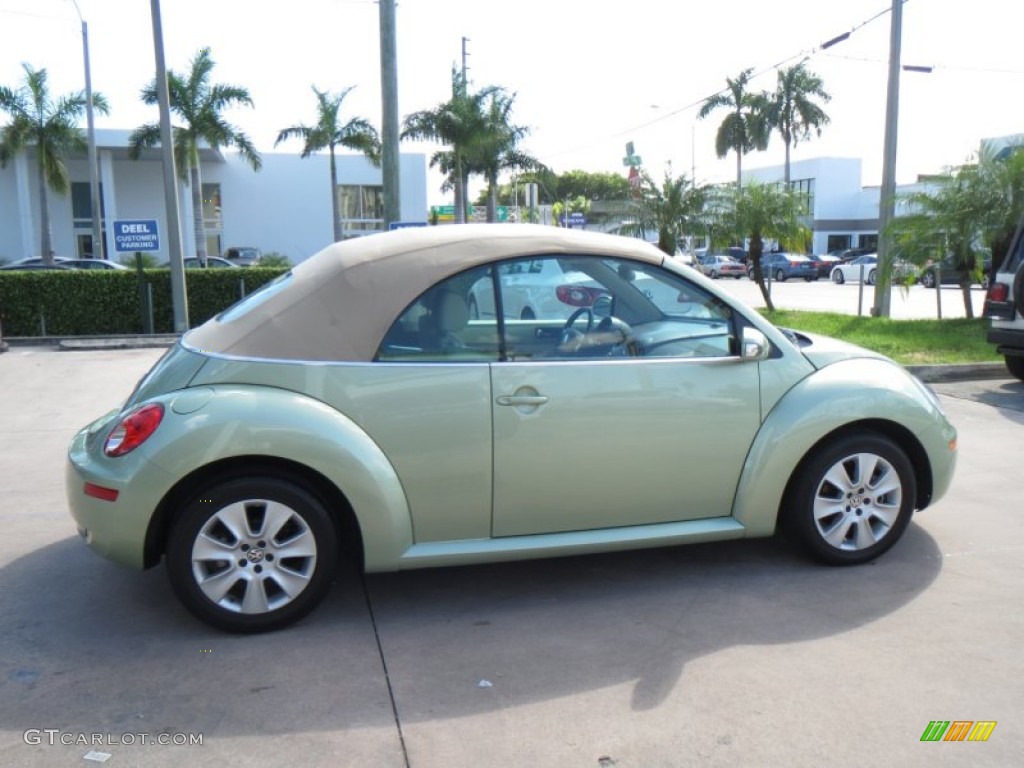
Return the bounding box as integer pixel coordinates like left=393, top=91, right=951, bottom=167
left=0, top=527, right=941, bottom=736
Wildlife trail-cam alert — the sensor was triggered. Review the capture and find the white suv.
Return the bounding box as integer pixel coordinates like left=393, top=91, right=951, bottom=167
left=983, top=219, right=1024, bottom=381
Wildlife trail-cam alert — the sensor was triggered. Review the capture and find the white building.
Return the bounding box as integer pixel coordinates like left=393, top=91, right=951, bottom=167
left=0, top=128, right=427, bottom=264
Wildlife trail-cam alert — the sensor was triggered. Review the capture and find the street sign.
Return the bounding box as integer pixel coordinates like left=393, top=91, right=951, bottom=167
left=560, top=212, right=587, bottom=227
left=389, top=221, right=428, bottom=230
left=622, top=154, right=642, bottom=167
left=113, top=219, right=160, bottom=252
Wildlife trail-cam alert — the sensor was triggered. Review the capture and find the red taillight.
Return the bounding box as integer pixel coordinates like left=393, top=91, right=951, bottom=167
left=84, top=482, right=119, bottom=502
left=988, top=282, right=1009, bottom=302
left=790, top=261, right=800, bottom=267
left=104, top=403, right=165, bottom=457
left=556, top=285, right=605, bottom=307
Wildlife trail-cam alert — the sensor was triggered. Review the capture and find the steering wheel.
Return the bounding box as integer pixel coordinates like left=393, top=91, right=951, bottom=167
left=560, top=307, right=594, bottom=346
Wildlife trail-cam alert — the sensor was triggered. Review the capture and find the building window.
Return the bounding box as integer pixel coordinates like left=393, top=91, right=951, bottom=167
left=789, top=178, right=814, bottom=216
left=339, top=184, right=385, bottom=235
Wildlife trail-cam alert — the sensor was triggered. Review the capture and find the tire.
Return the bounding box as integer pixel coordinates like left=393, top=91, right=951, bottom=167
left=832, top=270, right=845, bottom=285
left=1006, top=355, right=1024, bottom=383
left=867, top=269, right=877, bottom=286
left=921, top=271, right=936, bottom=288
left=783, top=433, right=916, bottom=565
left=775, top=269, right=786, bottom=282
left=166, top=477, right=338, bottom=633
left=710, top=269, right=719, bottom=279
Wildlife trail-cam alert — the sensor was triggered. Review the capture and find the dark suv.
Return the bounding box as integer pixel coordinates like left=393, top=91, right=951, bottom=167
left=983, top=221, right=1024, bottom=381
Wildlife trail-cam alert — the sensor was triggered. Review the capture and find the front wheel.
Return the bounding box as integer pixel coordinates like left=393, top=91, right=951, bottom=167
left=867, top=269, right=877, bottom=285
left=775, top=269, right=786, bottom=282
left=166, top=477, right=338, bottom=633
left=921, top=271, right=936, bottom=288
left=783, top=433, right=916, bottom=565
left=832, top=270, right=845, bottom=284
left=1005, top=355, right=1024, bottom=382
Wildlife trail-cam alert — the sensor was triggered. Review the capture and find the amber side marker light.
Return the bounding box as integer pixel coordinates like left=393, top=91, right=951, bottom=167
left=83, top=482, right=119, bottom=502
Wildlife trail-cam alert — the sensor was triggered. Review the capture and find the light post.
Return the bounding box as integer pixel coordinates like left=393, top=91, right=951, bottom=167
left=69, top=1, right=103, bottom=260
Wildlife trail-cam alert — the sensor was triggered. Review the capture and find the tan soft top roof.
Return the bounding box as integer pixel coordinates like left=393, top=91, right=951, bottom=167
left=185, top=224, right=668, bottom=362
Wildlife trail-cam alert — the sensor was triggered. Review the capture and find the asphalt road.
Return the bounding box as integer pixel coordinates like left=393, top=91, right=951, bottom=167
left=1, top=347, right=1021, bottom=767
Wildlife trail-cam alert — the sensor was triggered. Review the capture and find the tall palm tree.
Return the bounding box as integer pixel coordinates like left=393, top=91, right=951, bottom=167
left=0, top=64, right=109, bottom=263
left=698, top=68, right=770, bottom=188
left=617, top=168, right=706, bottom=256
left=276, top=86, right=380, bottom=242
left=129, top=48, right=261, bottom=264
left=709, top=179, right=808, bottom=310
left=402, top=68, right=498, bottom=223
left=469, top=91, right=543, bottom=222
left=764, top=63, right=831, bottom=185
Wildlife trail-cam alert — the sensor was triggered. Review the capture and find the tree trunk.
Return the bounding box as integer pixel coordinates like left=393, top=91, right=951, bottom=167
left=749, top=238, right=775, bottom=311
left=453, top=152, right=466, bottom=224
left=735, top=148, right=742, bottom=189
left=190, top=157, right=207, bottom=264
left=486, top=171, right=498, bottom=223
left=329, top=145, right=342, bottom=241
left=960, top=278, right=974, bottom=319
left=784, top=140, right=792, bottom=186
left=37, top=162, right=54, bottom=263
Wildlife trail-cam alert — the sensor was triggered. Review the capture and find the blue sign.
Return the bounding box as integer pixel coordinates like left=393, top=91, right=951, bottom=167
left=113, top=219, right=160, bottom=252
left=389, top=221, right=429, bottom=230
left=560, top=212, right=587, bottom=227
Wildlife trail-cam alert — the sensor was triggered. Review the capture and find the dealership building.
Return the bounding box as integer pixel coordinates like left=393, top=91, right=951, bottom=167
left=0, top=128, right=428, bottom=264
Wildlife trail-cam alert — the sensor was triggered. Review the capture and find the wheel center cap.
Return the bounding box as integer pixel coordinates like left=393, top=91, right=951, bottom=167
left=850, top=494, right=863, bottom=507
left=247, top=548, right=265, bottom=564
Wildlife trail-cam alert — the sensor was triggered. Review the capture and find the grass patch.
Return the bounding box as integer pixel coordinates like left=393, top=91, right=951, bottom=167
left=757, top=309, right=1000, bottom=365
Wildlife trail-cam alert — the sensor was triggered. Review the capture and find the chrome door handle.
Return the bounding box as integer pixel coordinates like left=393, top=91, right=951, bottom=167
left=496, top=395, right=549, bottom=406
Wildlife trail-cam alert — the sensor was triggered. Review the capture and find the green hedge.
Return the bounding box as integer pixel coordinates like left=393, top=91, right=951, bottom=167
left=0, top=267, right=288, bottom=337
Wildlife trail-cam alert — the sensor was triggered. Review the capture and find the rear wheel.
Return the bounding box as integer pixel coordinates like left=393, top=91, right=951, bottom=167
left=710, top=269, right=719, bottom=279
left=832, top=270, right=845, bottom=284
left=775, top=269, right=786, bottom=282
left=867, top=269, right=877, bottom=285
left=166, top=477, right=338, bottom=633
left=784, top=433, right=916, bottom=565
left=921, top=271, right=936, bottom=288
left=1005, top=355, right=1024, bottom=382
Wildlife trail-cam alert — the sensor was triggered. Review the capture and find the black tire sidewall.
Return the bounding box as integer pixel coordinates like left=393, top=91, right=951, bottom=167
left=784, top=433, right=916, bottom=565
left=166, top=477, right=338, bottom=633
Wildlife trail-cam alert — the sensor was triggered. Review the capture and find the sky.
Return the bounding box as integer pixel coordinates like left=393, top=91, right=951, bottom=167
left=1, top=0, right=1023, bottom=206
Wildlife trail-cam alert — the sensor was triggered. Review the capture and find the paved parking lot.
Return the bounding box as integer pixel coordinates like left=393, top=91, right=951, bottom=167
left=1, top=346, right=1021, bottom=767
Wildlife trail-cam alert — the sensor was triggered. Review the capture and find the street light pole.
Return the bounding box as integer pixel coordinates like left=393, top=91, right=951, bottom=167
left=70, top=1, right=102, bottom=260
left=872, top=0, right=903, bottom=317
left=379, top=0, right=401, bottom=229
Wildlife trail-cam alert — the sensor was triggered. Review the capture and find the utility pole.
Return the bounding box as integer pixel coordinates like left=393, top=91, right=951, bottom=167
left=379, top=0, right=400, bottom=228
left=461, top=36, right=470, bottom=91
left=149, top=0, right=188, bottom=331
left=70, top=2, right=102, bottom=260
left=872, top=0, right=903, bottom=317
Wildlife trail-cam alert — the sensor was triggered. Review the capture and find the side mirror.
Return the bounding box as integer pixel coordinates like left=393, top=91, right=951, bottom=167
left=741, top=327, right=771, bottom=361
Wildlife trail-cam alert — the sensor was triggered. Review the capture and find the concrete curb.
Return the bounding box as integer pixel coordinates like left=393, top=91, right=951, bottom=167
left=905, top=362, right=1010, bottom=383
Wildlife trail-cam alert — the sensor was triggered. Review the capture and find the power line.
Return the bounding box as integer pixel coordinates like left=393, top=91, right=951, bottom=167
left=539, top=3, right=900, bottom=164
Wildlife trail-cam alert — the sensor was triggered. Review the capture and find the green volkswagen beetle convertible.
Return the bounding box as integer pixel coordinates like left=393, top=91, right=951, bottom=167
left=66, top=225, right=958, bottom=632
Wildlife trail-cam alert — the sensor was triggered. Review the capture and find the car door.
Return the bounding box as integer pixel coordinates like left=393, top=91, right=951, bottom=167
left=489, top=255, right=763, bottom=537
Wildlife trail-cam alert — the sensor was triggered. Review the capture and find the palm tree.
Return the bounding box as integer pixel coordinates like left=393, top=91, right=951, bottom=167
left=893, top=164, right=992, bottom=318
left=0, top=64, right=109, bottom=264
left=402, top=68, right=498, bottom=223
left=128, top=48, right=260, bottom=264
left=276, top=86, right=380, bottom=242
left=976, top=143, right=1024, bottom=274
left=617, top=168, right=706, bottom=256
left=467, top=91, right=543, bottom=222
left=709, top=179, right=808, bottom=310
left=764, top=63, right=831, bottom=185
left=698, top=69, right=770, bottom=188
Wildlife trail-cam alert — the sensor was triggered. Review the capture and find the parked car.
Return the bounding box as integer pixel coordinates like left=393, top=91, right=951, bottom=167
left=223, top=246, right=262, bottom=266
left=160, top=257, right=239, bottom=269
left=698, top=253, right=746, bottom=279
left=0, top=262, right=73, bottom=271
left=831, top=254, right=918, bottom=285
left=833, top=247, right=874, bottom=263
left=65, top=224, right=958, bottom=632
left=809, top=254, right=841, bottom=279
left=920, top=255, right=992, bottom=289
left=750, top=253, right=817, bottom=282
left=61, top=258, right=130, bottom=270
left=984, top=218, right=1024, bottom=381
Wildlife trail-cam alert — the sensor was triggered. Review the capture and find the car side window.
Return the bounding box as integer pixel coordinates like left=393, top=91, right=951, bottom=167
left=495, top=255, right=737, bottom=361
left=375, top=266, right=500, bottom=362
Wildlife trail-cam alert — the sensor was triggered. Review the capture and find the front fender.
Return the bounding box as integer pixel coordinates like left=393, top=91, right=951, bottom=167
left=140, top=385, right=413, bottom=570
left=733, top=359, right=956, bottom=536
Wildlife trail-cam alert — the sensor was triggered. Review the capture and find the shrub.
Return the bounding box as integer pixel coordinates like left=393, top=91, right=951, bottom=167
left=0, top=267, right=288, bottom=336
